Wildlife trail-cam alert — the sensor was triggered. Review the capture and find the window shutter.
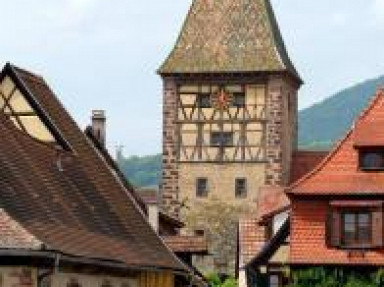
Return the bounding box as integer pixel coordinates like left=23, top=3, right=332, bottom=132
left=327, top=209, right=341, bottom=247
left=372, top=207, right=383, bottom=247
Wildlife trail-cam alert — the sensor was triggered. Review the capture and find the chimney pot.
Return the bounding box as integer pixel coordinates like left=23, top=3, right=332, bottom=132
left=91, top=110, right=106, bottom=147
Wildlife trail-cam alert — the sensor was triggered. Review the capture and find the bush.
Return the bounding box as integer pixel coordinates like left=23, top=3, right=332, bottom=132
left=288, top=268, right=384, bottom=287
left=206, top=273, right=237, bottom=287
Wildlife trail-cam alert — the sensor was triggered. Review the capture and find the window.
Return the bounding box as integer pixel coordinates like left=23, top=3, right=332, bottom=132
left=67, top=279, right=81, bottom=287
left=0, top=76, right=56, bottom=143
left=210, top=132, right=233, bottom=147
left=342, top=211, right=372, bottom=246
left=269, top=274, right=280, bottom=287
left=232, top=92, right=245, bottom=107
left=360, top=149, right=384, bottom=170
left=196, top=178, right=208, bottom=198
left=198, top=94, right=211, bottom=108
left=235, top=178, right=247, bottom=198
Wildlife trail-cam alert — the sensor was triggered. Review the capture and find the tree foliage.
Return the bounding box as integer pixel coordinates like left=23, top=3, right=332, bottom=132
left=116, top=153, right=161, bottom=187
left=299, top=75, right=384, bottom=149
left=288, top=267, right=384, bottom=287
left=206, top=273, right=237, bottom=287
left=184, top=198, right=251, bottom=275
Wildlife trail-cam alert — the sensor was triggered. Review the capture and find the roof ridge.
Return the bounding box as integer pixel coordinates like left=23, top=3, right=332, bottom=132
left=286, top=88, right=384, bottom=195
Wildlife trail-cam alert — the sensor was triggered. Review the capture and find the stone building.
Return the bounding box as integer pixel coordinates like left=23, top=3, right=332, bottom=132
left=0, top=63, right=195, bottom=287
left=159, top=0, right=301, bottom=216
left=159, top=0, right=302, bottom=272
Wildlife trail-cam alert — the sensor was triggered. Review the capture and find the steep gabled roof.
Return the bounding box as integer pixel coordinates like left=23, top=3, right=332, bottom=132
left=159, top=0, right=301, bottom=82
left=287, top=89, right=384, bottom=196
left=0, top=63, right=187, bottom=272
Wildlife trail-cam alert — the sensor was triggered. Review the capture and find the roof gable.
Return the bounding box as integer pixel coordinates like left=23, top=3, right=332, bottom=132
left=0, top=64, right=186, bottom=272
left=0, top=64, right=71, bottom=150
left=288, top=89, right=384, bottom=196
left=159, top=0, right=301, bottom=81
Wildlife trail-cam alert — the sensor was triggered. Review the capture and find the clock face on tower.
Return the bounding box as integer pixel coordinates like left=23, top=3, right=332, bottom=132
left=176, top=84, right=267, bottom=163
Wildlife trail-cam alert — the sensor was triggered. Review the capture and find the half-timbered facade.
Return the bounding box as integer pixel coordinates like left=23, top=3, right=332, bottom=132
left=159, top=0, right=302, bottom=218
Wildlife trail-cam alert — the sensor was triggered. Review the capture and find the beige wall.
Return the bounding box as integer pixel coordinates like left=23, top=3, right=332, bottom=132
left=179, top=162, right=265, bottom=206
left=0, top=267, right=176, bottom=287
left=0, top=266, right=37, bottom=287
left=51, top=272, right=138, bottom=287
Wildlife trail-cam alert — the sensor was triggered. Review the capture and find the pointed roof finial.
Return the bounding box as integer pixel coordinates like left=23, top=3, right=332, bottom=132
left=159, top=0, right=301, bottom=83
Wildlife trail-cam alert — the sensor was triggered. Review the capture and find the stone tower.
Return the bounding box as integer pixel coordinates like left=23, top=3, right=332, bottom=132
left=159, top=0, right=302, bottom=218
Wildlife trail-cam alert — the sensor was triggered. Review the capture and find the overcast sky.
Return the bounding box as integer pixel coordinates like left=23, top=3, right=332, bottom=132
left=1, top=0, right=384, bottom=156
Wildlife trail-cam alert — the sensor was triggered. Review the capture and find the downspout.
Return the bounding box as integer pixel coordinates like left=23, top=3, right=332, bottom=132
left=37, top=253, right=61, bottom=286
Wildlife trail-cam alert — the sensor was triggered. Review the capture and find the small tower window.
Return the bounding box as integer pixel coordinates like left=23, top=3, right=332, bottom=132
left=232, top=92, right=245, bottom=107
left=196, top=178, right=208, bottom=198
left=235, top=178, right=247, bottom=198
left=198, top=94, right=211, bottom=108
left=360, top=149, right=384, bottom=170
left=210, top=132, right=233, bottom=147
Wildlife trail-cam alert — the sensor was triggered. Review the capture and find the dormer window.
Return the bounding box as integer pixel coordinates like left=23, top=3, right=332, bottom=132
left=359, top=149, right=384, bottom=170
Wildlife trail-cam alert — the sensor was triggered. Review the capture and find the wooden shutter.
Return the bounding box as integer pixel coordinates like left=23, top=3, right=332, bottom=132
left=372, top=207, right=383, bottom=247
left=327, top=209, right=341, bottom=247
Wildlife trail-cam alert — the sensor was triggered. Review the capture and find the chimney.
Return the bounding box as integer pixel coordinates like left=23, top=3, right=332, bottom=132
left=148, top=202, right=159, bottom=233
left=91, top=110, right=106, bottom=147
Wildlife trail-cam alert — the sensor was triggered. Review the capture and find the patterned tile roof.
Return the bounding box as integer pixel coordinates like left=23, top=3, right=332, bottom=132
left=288, top=89, right=384, bottom=196
left=159, top=0, right=301, bottom=82
left=0, top=63, right=187, bottom=272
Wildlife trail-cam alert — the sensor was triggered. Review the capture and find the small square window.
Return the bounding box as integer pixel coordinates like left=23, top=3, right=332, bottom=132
left=198, top=94, right=211, bottom=108
left=360, top=149, right=384, bottom=170
left=210, top=132, right=233, bottom=147
left=196, top=178, right=208, bottom=198
left=235, top=178, right=247, bottom=198
left=233, top=92, right=245, bottom=107
left=269, top=274, right=280, bottom=287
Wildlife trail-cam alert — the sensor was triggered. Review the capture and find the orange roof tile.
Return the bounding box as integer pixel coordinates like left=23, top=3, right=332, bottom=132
left=238, top=218, right=266, bottom=266
left=288, top=89, right=384, bottom=196
left=257, top=186, right=289, bottom=220
left=290, top=151, right=329, bottom=184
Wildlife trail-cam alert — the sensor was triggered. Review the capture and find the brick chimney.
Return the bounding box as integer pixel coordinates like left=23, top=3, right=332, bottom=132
left=91, top=110, right=106, bottom=147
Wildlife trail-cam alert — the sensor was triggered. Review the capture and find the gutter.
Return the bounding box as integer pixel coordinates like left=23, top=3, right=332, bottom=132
left=0, top=249, right=190, bottom=276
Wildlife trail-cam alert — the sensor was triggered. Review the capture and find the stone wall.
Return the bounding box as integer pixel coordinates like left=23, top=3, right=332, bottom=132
left=265, top=76, right=298, bottom=186
left=178, top=163, right=265, bottom=209
left=161, top=77, right=180, bottom=217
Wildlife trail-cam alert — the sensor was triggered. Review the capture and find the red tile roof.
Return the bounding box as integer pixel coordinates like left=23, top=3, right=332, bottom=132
left=0, top=64, right=186, bottom=272
left=288, top=89, right=384, bottom=196
left=238, top=218, right=266, bottom=267
left=163, top=236, right=208, bottom=254
left=257, top=186, right=289, bottom=220
left=290, top=151, right=329, bottom=184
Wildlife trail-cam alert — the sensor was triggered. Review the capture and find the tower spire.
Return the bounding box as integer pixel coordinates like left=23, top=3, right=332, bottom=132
left=159, top=0, right=301, bottom=83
